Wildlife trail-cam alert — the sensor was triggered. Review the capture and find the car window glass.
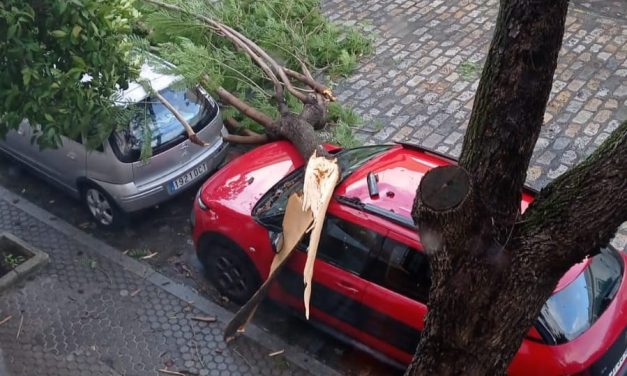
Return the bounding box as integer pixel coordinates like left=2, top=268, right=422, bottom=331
left=253, top=145, right=392, bottom=226
left=369, top=237, right=431, bottom=303
left=316, top=216, right=382, bottom=275
left=109, top=87, right=216, bottom=163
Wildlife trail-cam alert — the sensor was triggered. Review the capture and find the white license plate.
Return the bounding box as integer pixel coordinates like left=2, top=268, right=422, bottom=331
left=170, top=163, right=207, bottom=192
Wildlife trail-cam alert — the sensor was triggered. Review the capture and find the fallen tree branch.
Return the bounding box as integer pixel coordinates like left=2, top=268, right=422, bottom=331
left=217, top=24, right=308, bottom=102
left=222, top=118, right=270, bottom=143
left=285, top=68, right=335, bottom=101
left=140, top=79, right=208, bottom=147
left=223, top=133, right=269, bottom=144
left=157, top=369, right=187, bottom=376
left=214, top=86, right=274, bottom=128
left=0, top=316, right=12, bottom=326
left=302, top=151, right=340, bottom=319
left=144, top=0, right=307, bottom=103
left=224, top=193, right=313, bottom=341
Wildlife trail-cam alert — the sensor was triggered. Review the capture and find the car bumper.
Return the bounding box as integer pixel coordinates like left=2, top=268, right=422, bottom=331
left=96, top=136, right=229, bottom=213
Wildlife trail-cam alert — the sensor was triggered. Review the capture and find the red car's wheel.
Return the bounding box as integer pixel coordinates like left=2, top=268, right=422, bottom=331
left=200, top=242, right=261, bottom=304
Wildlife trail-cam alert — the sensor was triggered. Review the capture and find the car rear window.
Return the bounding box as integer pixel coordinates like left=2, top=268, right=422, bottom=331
left=109, top=87, right=217, bottom=163
left=536, top=247, right=623, bottom=345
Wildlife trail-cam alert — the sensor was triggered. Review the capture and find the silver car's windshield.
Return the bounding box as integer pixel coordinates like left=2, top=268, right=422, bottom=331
left=110, top=87, right=215, bottom=162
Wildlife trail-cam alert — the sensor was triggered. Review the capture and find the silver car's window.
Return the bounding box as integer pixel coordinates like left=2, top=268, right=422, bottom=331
left=110, top=87, right=215, bottom=162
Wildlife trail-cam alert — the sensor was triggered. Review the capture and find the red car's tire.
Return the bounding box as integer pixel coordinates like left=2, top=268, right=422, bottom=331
left=200, top=241, right=261, bottom=304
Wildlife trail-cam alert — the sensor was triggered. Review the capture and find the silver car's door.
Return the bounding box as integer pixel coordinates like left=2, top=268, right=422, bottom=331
left=26, top=133, right=87, bottom=196
left=0, top=120, right=33, bottom=157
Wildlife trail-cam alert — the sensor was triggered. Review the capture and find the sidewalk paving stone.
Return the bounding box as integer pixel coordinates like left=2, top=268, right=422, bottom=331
left=0, top=186, right=338, bottom=376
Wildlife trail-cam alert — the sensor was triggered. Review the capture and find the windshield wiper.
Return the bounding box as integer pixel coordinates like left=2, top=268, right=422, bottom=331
left=335, top=195, right=416, bottom=230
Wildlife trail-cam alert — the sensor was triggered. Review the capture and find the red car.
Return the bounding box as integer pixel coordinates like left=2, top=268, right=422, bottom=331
left=191, top=141, right=627, bottom=375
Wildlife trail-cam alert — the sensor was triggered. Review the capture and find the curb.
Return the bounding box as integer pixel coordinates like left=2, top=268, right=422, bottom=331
left=0, top=185, right=342, bottom=376
left=0, top=232, right=49, bottom=293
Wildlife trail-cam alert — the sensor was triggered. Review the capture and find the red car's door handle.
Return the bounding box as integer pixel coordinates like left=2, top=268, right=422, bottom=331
left=335, top=281, right=359, bottom=294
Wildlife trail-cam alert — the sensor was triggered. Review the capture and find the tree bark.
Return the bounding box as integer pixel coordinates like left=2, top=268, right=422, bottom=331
left=459, top=0, right=569, bottom=239
left=405, top=0, right=602, bottom=374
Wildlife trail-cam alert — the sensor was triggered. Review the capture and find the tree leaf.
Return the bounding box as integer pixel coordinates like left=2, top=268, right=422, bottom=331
left=51, top=30, right=67, bottom=38
left=7, top=24, right=17, bottom=39
left=71, top=25, right=82, bottom=38
left=21, top=68, right=31, bottom=86
left=72, top=55, right=86, bottom=68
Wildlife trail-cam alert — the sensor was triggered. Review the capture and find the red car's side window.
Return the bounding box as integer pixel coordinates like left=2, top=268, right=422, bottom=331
left=316, top=216, right=383, bottom=275
left=368, top=238, right=431, bottom=303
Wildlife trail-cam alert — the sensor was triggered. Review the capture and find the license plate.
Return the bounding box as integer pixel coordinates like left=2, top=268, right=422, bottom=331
left=169, top=163, right=207, bottom=192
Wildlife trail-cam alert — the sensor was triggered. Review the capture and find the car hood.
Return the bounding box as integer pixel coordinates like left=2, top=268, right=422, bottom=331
left=200, top=141, right=306, bottom=215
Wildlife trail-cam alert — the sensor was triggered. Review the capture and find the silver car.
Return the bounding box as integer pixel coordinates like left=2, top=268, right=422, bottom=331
left=0, top=61, right=228, bottom=227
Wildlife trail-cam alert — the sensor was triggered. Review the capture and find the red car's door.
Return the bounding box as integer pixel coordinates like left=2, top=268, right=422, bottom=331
left=273, top=210, right=387, bottom=346
left=358, top=232, right=430, bottom=365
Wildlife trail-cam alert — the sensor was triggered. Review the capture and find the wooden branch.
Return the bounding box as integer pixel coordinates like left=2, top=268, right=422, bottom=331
left=144, top=0, right=300, bottom=103
left=223, top=133, right=268, bottom=144
left=457, top=0, right=570, bottom=240
left=153, top=89, right=208, bottom=147
left=285, top=68, right=335, bottom=101
left=412, top=166, right=492, bottom=258
left=215, top=86, right=274, bottom=128
left=157, top=369, right=187, bottom=376
left=218, top=24, right=308, bottom=102
left=514, top=120, right=627, bottom=268
left=225, top=193, right=313, bottom=341
left=224, top=117, right=242, bottom=133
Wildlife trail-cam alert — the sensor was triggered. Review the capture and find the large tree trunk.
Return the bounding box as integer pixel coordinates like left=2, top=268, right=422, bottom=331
left=407, top=0, right=627, bottom=374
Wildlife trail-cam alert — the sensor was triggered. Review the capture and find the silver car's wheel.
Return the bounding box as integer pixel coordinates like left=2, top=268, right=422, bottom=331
left=85, top=187, right=115, bottom=226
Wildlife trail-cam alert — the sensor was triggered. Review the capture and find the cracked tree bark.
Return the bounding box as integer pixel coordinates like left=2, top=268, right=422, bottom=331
left=406, top=0, right=627, bottom=374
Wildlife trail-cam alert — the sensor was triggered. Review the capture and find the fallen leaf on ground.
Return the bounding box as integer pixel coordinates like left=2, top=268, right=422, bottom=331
left=0, top=316, right=12, bottom=326
left=190, top=316, right=216, bottom=323
left=141, top=252, right=158, bottom=260
left=157, top=369, right=186, bottom=376
left=268, top=349, right=284, bottom=357
left=16, top=314, right=23, bottom=339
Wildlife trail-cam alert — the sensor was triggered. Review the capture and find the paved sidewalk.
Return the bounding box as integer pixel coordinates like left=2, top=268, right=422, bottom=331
left=323, top=0, right=627, bottom=249
left=0, top=186, right=339, bottom=376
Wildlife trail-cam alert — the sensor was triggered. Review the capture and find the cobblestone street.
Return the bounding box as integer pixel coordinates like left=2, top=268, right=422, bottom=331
left=323, top=0, right=627, bottom=248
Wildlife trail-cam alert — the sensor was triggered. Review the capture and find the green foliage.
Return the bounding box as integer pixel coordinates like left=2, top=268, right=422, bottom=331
left=458, top=60, right=482, bottom=81
left=331, top=120, right=361, bottom=148
left=2, top=253, right=25, bottom=270
left=138, top=0, right=372, bottom=128
left=327, top=102, right=362, bottom=147
left=327, top=102, right=361, bottom=127
left=0, top=0, right=140, bottom=148
left=126, top=248, right=151, bottom=258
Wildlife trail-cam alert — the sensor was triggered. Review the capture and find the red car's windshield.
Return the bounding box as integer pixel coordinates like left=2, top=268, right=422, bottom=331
left=252, top=145, right=391, bottom=228
left=536, top=247, right=623, bottom=344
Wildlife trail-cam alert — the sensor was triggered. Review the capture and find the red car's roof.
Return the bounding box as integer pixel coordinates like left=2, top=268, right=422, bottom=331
left=337, top=144, right=586, bottom=291
left=337, top=145, right=451, bottom=220
left=337, top=144, right=534, bottom=221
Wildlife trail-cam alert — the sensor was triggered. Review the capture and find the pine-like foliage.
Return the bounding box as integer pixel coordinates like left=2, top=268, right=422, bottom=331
left=136, top=0, right=372, bottom=143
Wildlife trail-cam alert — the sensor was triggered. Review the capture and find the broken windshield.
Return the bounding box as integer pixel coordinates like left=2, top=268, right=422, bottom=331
left=253, top=145, right=392, bottom=229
